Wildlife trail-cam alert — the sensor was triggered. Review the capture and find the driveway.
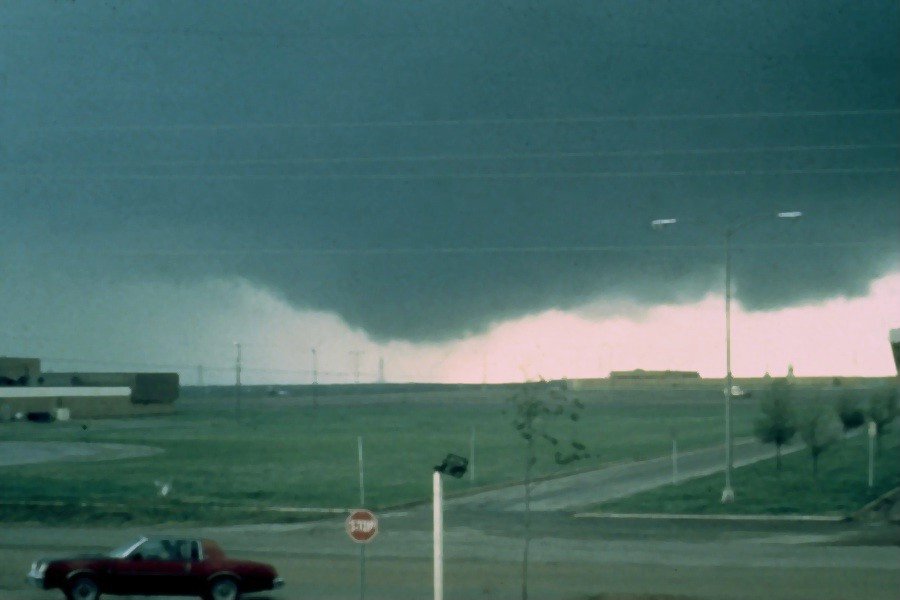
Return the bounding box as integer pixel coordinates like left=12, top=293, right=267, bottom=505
left=449, top=437, right=807, bottom=511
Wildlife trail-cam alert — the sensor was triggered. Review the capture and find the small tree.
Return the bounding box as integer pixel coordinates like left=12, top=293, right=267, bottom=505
left=836, top=391, right=866, bottom=432
left=753, top=379, right=797, bottom=471
left=867, top=384, right=898, bottom=455
left=798, top=403, right=842, bottom=477
left=508, top=381, right=589, bottom=600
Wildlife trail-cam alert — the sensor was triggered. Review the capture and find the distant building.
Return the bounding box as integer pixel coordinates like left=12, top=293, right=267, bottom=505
left=566, top=369, right=702, bottom=391
left=609, top=369, right=701, bottom=381
left=0, top=357, right=178, bottom=420
left=37, top=372, right=178, bottom=405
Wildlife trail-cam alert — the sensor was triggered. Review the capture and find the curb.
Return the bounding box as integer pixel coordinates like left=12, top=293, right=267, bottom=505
left=572, top=511, right=848, bottom=523
left=849, top=486, right=900, bottom=522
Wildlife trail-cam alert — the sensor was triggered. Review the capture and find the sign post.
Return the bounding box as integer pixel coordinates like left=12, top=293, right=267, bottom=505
left=358, top=437, right=366, bottom=600
left=345, top=509, right=378, bottom=600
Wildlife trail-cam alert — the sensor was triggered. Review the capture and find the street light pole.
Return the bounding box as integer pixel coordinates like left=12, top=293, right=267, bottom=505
left=651, top=211, right=801, bottom=505
left=722, top=230, right=735, bottom=503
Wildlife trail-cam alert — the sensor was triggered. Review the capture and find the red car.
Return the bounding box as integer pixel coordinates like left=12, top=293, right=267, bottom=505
left=27, top=535, right=284, bottom=600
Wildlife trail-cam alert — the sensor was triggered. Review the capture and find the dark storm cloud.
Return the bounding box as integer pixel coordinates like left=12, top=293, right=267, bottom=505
left=2, top=1, right=898, bottom=341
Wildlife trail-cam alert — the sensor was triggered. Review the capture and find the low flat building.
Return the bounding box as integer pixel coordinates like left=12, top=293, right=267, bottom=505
left=0, top=387, right=153, bottom=419
left=610, top=369, right=701, bottom=381
left=0, top=356, right=178, bottom=420
left=37, top=372, right=179, bottom=405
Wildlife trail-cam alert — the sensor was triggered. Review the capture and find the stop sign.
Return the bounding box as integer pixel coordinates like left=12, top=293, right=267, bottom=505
left=345, top=509, right=379, bottom=543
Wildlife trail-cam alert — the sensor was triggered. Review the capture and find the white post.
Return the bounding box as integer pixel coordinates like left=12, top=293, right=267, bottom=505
left=433, top=470, right=443, bottom=600
left=672, top=437, right=678, bottom=485
left=868, top=421, right=876, bottom=488
left=470, top=427, right=476, bottom=485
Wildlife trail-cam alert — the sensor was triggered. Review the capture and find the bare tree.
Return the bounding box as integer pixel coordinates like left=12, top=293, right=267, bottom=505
left=753, top=379, right=797, bottom=471
left=508, top=381, right=589, bottom=600
left=867, top=384, right=898, bottom=455
left=798, top=403, right=842, bottom=477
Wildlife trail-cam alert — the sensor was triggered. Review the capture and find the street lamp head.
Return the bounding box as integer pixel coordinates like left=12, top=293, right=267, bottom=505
left=777, top=211, right=802, bottom=219
left=651, top=218, right=678, bottom=230
left=434, top=453, right=469, bottom=478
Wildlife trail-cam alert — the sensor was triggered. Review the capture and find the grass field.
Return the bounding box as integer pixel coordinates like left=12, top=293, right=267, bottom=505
left=593, top=425, right=900, bottom=516
left=0, top=386, right=759, bottom=525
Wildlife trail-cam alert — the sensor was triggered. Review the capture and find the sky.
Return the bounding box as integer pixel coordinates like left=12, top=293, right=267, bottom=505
left=1, top=1, right=898, bottom=383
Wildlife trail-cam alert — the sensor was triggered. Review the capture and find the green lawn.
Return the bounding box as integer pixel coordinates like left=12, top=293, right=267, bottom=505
left=0, top=388, right=756, bottom=525
left=593, top=427, right=900, bottom=516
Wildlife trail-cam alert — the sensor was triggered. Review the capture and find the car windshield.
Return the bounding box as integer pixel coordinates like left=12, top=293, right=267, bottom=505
left=107, top=538, right=145, bottom=559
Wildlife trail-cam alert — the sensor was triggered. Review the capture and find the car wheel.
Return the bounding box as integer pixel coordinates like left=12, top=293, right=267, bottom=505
left=206, top=576, right=241, bottom=600
left=66, top=575, right=100, bottom=600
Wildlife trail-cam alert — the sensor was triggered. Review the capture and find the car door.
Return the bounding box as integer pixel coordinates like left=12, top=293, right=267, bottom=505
left=111, top=538, right=193, bottom=595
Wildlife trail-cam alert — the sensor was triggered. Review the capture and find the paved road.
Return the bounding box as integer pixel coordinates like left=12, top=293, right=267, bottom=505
left=2, top=515, right=898, bottom=600
left=450, top=437, right=806, bottom=511
left=0, top=441, right=161, bottom=467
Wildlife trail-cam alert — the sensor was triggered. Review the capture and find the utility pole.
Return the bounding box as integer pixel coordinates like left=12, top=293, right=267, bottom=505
left=311, top=348, right=318, bottom=384
left=350, top=350, right=363, bottom=384
left=378, top=357, right=385, bottom=383
left=234, top=342, right=242, bottom=419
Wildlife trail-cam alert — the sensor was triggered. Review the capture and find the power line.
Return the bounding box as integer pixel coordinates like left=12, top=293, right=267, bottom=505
left=9, top=143, right=898, bottom=171
left=0, top=23, right=894, bottom=65
left=32, top=240, right=899, bottom=259
left=38, top=356, right=370, bottom=378
left=16, top=108, right=900, bottom=133
left=5, top=167, right=898, bottom=182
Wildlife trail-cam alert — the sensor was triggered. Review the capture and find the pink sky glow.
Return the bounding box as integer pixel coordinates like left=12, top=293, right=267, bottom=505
left=424, top=271, right=900, bottom=383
